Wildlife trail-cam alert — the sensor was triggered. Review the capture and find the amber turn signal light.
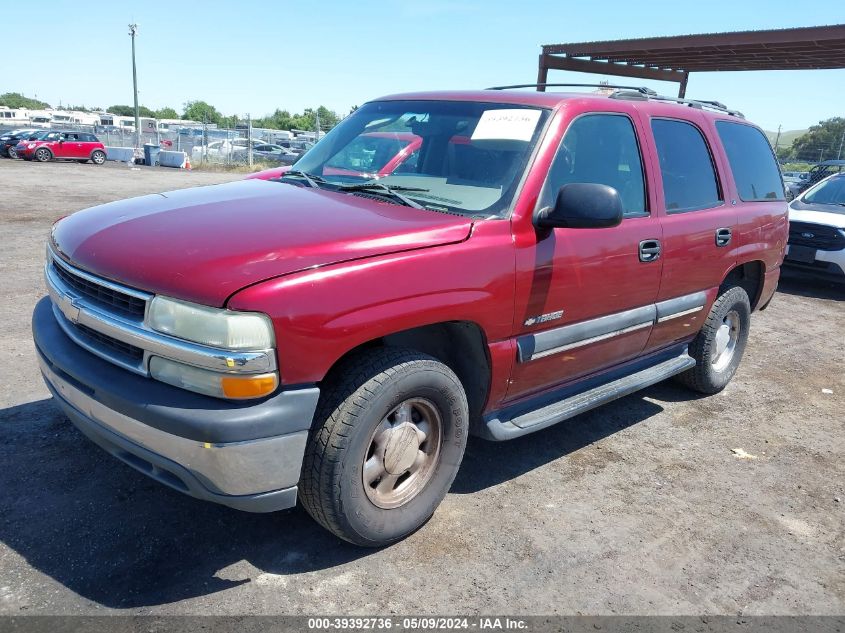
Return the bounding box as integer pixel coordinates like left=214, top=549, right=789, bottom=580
left=220, top=373, right=278, bottom=399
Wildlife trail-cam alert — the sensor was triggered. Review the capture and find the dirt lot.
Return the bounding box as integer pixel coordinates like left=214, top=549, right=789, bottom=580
left=0, top=159, right=842, bottom=616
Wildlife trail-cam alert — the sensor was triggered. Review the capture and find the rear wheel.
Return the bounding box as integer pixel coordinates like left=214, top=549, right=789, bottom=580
left=676, top=286, right=751, bottom=394
left=300, top=348, right=468, bottom=546
left=7, top=147, right=17, bottom=159
left=91, top=150, right=106, bottom=165
left=34, top=148, right=52, bottom=162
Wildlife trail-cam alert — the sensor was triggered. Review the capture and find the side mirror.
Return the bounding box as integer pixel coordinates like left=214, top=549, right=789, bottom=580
left=535, top=183, right=624, bottom=230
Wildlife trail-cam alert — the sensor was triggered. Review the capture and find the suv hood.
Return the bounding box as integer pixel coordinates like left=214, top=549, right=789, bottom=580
left=789, top=200, right=845, bottom=229
left=52, top=179, right=473, bottom=306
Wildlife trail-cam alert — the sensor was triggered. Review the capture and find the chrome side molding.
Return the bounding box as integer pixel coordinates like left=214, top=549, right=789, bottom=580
left=517, top=291, right=707, bottom=363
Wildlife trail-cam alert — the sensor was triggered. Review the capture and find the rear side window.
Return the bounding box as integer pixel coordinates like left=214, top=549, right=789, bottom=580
left=716, top=121, right=785, bottom=201
left=539, top=113, right=647, bottom=217
left=652, top=119, right=722, bottom=213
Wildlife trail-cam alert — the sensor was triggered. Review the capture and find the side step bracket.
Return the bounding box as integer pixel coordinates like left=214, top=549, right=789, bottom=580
left=481, top=350, right=695, bottom=441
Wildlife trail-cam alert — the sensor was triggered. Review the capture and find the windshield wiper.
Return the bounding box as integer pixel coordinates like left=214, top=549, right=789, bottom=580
left=278, top=170, right=327, bottom=188
left=338, top=182, right=429, bottom=209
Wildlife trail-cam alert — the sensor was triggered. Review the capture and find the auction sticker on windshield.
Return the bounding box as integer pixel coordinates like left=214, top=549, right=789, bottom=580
left=471, top=109, right=542, bottom=142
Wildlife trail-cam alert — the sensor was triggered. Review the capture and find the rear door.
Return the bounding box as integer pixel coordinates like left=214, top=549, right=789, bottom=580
left=507, top=110, right=663, bottom=401
left=80, top=133, right=99, bottom=157
left=642, top=114, right=737, bottom=352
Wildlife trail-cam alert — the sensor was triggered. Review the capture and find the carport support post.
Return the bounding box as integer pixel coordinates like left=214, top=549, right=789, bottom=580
left=537, top=54, right=549, bottom=91
left=678, top=72, right=689, bottom=98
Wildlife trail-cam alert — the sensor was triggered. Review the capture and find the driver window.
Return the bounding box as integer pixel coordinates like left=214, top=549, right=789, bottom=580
left=539, top=114, right=647, bottom=217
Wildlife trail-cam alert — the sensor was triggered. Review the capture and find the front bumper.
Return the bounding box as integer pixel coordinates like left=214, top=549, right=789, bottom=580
left=784, top=244, right=845, bottom=283
left=33, top=296, right=320, bottom=512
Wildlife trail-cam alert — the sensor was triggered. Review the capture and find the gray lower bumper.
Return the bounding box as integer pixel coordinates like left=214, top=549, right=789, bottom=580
left=33, top=295, right=319, bottom=513
left=39, top=352, right=304, bottom=512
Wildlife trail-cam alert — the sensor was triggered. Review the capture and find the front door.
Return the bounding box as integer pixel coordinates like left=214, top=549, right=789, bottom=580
left=508, top=111, right=663, bottom=402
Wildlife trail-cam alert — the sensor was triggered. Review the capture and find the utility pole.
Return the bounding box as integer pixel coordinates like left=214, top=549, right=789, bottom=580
left=315, top=107, right=321, bottom=142
left=247, top=113, right=253, bottom=168
left=128, top=24, right=140, bottom=148
left=837, top=128, right=845, bottom=160
left=774, top=124, right=782, bottom=153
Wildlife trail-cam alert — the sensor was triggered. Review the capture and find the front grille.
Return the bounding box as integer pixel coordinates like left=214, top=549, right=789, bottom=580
left=75, top=323, right=145, bottom=360
left=52, top=259, right=147, bottom=317
left=788, top=221, right=845, bottom=251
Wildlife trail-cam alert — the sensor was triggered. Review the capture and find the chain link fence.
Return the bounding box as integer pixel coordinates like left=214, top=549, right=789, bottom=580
left=0, top=121, right=319, bottom=168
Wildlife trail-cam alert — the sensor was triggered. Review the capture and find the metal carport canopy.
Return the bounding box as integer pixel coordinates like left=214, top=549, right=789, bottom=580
left=538, top=24, right=845, bottom=97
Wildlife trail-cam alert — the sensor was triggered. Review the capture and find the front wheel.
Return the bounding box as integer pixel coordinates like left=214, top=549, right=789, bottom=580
left=676, top=286, right=751, bottom=394
left=34, top=148, right=51, bottom=162
left=91, top=150, right=106, bottom=165
left=300, top=348, right=469, bottom=546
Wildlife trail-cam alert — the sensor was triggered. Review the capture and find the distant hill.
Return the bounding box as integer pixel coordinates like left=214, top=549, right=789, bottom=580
left=764, top=128, right=807, bottom=148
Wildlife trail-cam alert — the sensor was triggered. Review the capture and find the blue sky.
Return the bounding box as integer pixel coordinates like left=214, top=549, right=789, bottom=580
left=4, top=0, right=844, bottom=132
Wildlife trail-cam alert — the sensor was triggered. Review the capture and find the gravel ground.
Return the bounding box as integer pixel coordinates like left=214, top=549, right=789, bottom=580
left=0, top=159, right=843, bottom=616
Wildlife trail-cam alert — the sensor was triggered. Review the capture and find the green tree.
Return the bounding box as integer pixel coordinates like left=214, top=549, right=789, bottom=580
left=0, top=92, right=50, bottom=109
left=107, top=104, right=156, bottom=117
left=316, top=105, right=340, bottom=130
left=155, top=107, right=180, bottom=119
left=256, top=108, right=294, bottom=130
left=790, top=117, right=845, bottom=162
left=182, top=100, right=222, bottom=124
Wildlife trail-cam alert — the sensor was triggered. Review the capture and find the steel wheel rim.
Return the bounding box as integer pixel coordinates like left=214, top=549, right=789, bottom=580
left=36, top=149, right=48, bottom=161
left=712, top=310, right=740, bottom=372
left=93, top=152, right=104, bottom=164
left=363, top=397, right=442, bottom=509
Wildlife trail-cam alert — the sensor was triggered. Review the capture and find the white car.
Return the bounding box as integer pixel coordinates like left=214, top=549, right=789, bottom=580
left=192, top=138, right=264, bottom=160
left=785, top=173, right=845, bottom=282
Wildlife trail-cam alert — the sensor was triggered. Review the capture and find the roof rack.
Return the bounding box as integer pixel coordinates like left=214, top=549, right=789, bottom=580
left=648, top=94, right=744, bottom=118
left=486, top=82, right=744, bottom=118
left=486, top=82, right=657, bottom=95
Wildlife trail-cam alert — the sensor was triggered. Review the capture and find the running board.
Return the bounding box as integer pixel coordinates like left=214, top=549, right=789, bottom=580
left=481, top=350, right=695, bottom=441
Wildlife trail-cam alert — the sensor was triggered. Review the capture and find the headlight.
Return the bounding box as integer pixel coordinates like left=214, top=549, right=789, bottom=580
left=148, top=296, right=274, bottom=350
left=150, top=357, right=278, bottom=400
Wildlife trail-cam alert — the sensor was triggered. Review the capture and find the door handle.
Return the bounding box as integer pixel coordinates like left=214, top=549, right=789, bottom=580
left=716, top=227, right=732, bottom=247
left=639, top=239, right=661, bottom=263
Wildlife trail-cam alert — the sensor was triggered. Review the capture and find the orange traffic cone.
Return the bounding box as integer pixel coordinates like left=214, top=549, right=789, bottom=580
left=185, top=156, right=192, bottom=170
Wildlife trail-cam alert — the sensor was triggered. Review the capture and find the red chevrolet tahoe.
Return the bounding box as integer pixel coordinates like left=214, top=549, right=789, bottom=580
left=33, top=87, right=788, bottom=546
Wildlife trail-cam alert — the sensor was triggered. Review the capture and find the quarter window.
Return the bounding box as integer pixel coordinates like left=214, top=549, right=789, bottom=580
left=539, top=114, right=647, bottom=217
left=716, top=121, right=785, bottom=201
left=651, top=119, right=722, bottom=212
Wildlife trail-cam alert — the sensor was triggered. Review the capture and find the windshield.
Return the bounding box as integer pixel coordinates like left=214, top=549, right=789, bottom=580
left=294, top=100, right=550, bottom=216
left=325, top=133, right=415, bottom=176
left=803, top=175, right=845, bottom=210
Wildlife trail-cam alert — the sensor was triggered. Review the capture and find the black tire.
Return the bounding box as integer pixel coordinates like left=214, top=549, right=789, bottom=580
left=676, top=286, right=751, bottom=394
left=300, top=348, right=469, bottom=546
left=34, top=148, right=52, bottom=162
left=91, top=150, right=106, bottom=165
left=7, top=148, right=17, bottom=159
